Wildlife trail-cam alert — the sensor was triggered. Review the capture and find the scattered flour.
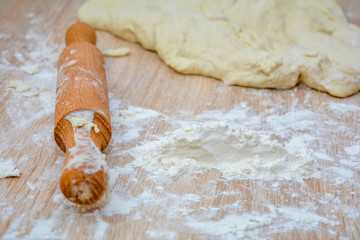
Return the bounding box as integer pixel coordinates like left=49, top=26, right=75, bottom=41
left=24, top=218, right=66, bottom=240
left=129, top=121, right=320, bottom=180
left=331, top=167, right=355, bottom=186
left=314, top=152, right=333, bottom=162
left=111, top=106, right=163, bottom=142
left=187, top=213, right=274, bottom=239
left=2, top=214, right=28, bottom=240
left=100, top=193, right=138, bottom=216
left=187, top=206, right=337, bottom=239
left=344, top=145, right=360, bottom=156
left=146, top=230, right=177, bottom=240
left=182, top=194, right=201, bottom=203
left=0, top=205, right=15, bottom=221
left=94, top=218, right=109, bottom=240
left=324, top=102, right=360, bottom=114
left=277, top=207, right=330, bottom=227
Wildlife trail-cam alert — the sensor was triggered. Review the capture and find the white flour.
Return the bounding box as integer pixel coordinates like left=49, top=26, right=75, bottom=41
left=186, top=205, right=339, bottom=239
left=129, top=121, right=320, bottom=180
left=187, top=213, right=275, bottom=239
left=344, top=145, right=360, bottom=156
left=100, top=193, right=138, bottom=216
left=111, top=105, right=163, bottom=143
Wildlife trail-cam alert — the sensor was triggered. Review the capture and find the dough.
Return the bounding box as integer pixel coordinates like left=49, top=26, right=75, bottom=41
left=7, top=80, right=30, bottom=93
left=66, top=110, right=100, bottom=133
left=78, top=0, right=360, bottom=97
left=102, top=47, right=130, bottom=57
left=7, top=80, right=39, bottom=97
left=20, top=63, right=40, bottom=75
left=65, top=111, right=107, bottom=175
left=0, top=158, right=21, bottom=178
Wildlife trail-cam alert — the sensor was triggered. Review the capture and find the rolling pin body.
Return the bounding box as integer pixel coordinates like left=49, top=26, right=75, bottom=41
left=54, top=23, right=112, bottom=205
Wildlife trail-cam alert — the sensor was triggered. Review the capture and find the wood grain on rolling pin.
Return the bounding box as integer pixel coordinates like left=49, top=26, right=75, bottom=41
left=54, top=22, right=112, bottom=205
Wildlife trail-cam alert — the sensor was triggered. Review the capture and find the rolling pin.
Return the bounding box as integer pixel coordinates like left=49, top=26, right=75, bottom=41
left=54, top=22, right=112, bottom=205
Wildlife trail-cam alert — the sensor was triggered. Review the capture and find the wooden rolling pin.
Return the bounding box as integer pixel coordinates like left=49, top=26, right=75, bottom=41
left=54, top=22, right=112, bottom=205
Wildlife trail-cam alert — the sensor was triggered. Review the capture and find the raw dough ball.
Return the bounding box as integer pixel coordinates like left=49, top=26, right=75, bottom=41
left=78, top=0, right=360, bottom=97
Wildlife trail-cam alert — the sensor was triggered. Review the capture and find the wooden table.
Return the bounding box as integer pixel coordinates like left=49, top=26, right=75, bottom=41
left=0, top=1, right=359, bottom=239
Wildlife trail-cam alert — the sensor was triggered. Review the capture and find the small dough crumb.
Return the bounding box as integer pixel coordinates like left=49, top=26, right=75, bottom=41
left=8, top=80, right=30, bottom=93
left=66, top=110, right=100, bottom=133
left=102, top=47, right=130, bottom=57
left=0, top=158, right=21, bottom=178
left=7, top=80, right=40, bottom=97
left=22, top=88, right=39, bottom=97
left=20, top=63, right=40, bottom=74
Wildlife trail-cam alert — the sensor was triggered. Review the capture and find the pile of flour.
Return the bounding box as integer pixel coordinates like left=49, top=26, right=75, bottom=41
left=129, top=121, right=320, bottom=180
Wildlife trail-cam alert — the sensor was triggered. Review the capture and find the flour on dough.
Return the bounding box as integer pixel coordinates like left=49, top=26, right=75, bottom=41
left=102, top=47, right=130, bottom=57
left=78, top=0, right=360, bottom=97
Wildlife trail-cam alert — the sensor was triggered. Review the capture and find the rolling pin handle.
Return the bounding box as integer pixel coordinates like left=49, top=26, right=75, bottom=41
left=65, top=22, right=97, bottom=46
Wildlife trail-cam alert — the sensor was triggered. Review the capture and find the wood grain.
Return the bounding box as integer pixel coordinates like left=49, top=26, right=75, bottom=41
left=55, top=22, right=111, bottom=205
left=0, top=0, right=359, bottom=240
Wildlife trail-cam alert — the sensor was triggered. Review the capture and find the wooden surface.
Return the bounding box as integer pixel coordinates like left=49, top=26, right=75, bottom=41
left=0, top=1, right=359, bottom=239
